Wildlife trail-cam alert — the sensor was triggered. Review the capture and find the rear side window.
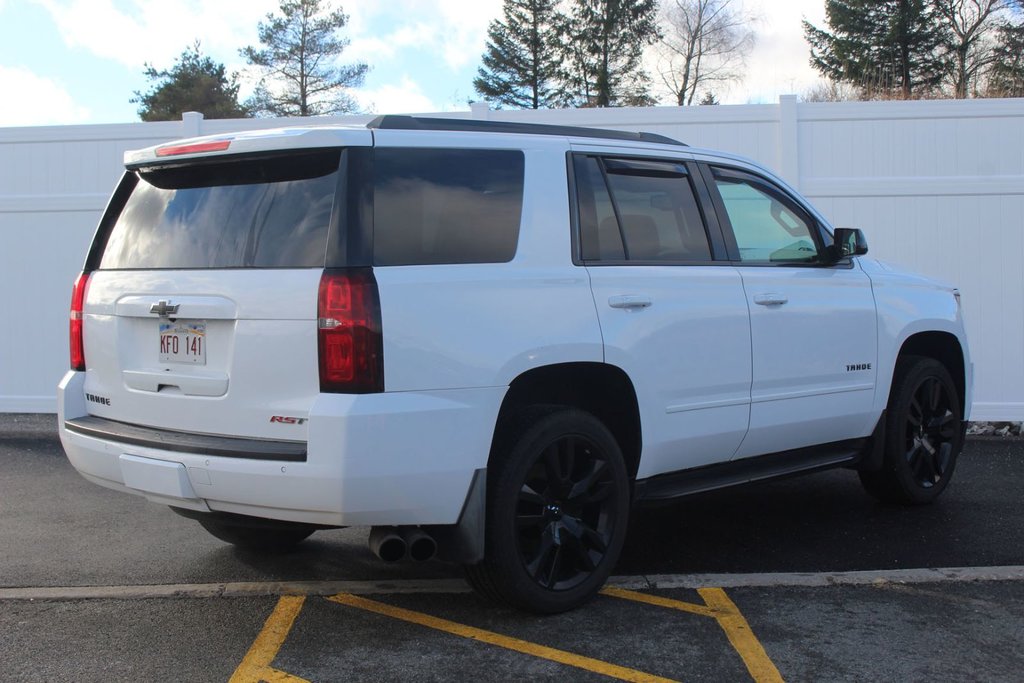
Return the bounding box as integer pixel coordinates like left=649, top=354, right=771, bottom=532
left=99, top=151, right=340, bottom=269
left=575, top=155, right=712, bottom=263
left=373, top=148, right=525, bottom=266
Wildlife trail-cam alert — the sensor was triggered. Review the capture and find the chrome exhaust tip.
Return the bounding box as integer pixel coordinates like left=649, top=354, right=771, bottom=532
left=368, top=526, right=406, bottom=562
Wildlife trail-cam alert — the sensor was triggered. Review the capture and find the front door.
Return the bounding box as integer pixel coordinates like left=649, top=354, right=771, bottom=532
left=703, top=164, right=878, bottom=459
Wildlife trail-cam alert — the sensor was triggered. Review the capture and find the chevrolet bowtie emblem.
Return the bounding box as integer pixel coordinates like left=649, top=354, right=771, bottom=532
left=150, top=300, right=180, bottom=317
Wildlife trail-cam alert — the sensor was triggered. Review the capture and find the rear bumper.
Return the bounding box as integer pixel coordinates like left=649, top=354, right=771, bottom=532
left=58, top=371, right=504, bottom=526
left=64, top=416, right=307, bottom=461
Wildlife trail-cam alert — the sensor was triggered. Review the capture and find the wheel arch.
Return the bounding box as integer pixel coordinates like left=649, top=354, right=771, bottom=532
left=897, top=331, right=967, bottom=418
left=488, top=362, right=642, bottom=480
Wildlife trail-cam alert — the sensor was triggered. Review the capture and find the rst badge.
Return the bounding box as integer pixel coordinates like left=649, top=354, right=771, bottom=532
left=270, top=416, right=307, bottom=425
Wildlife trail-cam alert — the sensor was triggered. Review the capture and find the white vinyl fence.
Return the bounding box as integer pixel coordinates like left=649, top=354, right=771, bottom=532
left=2, top=97, right=1022, bottom=418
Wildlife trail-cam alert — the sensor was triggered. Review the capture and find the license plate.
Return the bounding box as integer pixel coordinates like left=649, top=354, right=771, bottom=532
left=159, top=321, right=206, bottom=365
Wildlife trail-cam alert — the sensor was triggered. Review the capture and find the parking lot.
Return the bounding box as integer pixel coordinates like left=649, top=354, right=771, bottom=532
left=2, top=414, right=1023, bottom=682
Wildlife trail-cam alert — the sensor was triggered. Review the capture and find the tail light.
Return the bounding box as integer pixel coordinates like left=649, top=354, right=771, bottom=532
left=70, top=272, right=90, bottom=371
left=318, top=268, right=384, bottom=393
left=155, top=139, right=232, bottom=157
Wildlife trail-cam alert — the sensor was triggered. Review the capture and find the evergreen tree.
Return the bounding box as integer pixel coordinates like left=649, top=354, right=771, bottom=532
left=474, top=0, right=564, bottom=109
left=559, top=0, right=660, bottom=107
left=241, top=0, right=367, bottom=117
left=132, top=43, right=248, bottom=122
left=803, top=0, right=948, bottom=98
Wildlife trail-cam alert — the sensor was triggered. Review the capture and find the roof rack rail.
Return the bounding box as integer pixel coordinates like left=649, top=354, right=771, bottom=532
left=366, top=115, right=687, bottom=147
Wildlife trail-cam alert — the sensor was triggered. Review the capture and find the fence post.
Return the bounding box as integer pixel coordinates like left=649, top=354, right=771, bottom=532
left=182, top=111, right=204, bottom=138
left=777, top=94, right=800, bottom=188
left=470, top=102, right=491, bottom=120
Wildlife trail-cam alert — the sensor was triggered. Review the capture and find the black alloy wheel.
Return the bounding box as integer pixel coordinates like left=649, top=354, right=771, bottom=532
left=901, top=372, right=958, bottom=489
left=465, top=408, right=630, bottom=613
left=515, top=432, right=620, bottom=591
left=860, top=356, right=963, bottom=504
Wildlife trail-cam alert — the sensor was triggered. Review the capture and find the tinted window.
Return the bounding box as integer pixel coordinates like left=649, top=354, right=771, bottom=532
left=373, top=148, right=525, bottom=266
left=99, top=151, right=339, bottom=269
left=574, top=156, right=624, bottom=260
left=575, top=156, right=711, bottom=262
left=712, top=169, right=819, bottom=263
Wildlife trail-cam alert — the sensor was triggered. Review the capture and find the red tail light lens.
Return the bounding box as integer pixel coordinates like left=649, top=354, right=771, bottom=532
left=70, top=272, right=90, bottom=371
left=318, top=268, right=383, bottom=393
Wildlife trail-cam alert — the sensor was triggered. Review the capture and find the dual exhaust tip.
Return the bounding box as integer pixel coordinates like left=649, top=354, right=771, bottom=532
left=369, top=526, right=437, bottom=563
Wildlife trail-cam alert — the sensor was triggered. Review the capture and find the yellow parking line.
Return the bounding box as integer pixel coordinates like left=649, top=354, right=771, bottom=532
left=600, top=587, right=717, bottom=618
left=328, top=592, right=679, bottom=683
left=698, top=588, right=784, bottom=683
left=230, top=595, right=310, bottom=683
left=604, top=587, right=784, bottom=683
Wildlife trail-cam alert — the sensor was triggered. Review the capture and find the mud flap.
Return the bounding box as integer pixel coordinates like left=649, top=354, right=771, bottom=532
left=425, top=468, right=486, bottom=564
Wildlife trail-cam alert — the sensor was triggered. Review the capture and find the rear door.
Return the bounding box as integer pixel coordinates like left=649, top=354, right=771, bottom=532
left=573, top=151, right=752, bottom=478
left=80, top=146, right=353, bottom=441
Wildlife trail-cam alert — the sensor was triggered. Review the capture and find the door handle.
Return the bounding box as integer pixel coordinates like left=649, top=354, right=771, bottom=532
left=609, top=295, right=653, bottom=309
left=753, top=293, right=788, bottom=306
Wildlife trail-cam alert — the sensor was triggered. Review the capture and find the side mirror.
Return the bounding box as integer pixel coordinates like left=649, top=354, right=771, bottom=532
left=829, top=227, right=868, bottom=262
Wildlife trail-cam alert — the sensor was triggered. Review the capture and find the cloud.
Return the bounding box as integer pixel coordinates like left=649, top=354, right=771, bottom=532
left=346, top=36, right=398, bottom=64
left=347, top=22, right=440, bottom=65
left=355, top=76, right=439, bottom=115
left=345, top=0, right=500, bottom=72
left=32, top=0, right=277, bottom=70
left=434, top=0, right=500, bottom=70
left=0, top=66, right=89, bottom=125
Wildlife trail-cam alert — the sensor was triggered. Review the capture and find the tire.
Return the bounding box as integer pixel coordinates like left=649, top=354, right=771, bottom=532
left=198, top=519, right=315, bottom=552
left=465, top=407, right=630, bottom=614
left=859, top=355, right=963, bottom=505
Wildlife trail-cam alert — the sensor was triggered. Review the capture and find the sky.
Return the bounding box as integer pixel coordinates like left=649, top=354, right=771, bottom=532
left=0, top=0, right=827, bottom=127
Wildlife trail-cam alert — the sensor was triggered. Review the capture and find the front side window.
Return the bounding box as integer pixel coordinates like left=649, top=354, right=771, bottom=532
left=575, top=155, right=712, bottom=263
left=373, top=148, right=525, bottom=266
left=712, top=168, right=820, bottom=264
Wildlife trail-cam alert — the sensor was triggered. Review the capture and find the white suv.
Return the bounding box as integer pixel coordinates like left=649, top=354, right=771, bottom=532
left=58, top=116, right=971, bottom=612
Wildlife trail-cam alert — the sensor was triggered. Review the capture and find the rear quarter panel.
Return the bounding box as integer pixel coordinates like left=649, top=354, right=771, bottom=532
left=372, top=139, right=604, bottom=392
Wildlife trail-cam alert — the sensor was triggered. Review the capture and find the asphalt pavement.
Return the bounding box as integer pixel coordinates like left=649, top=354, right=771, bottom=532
left=2, top=414, right=1022, bottom=682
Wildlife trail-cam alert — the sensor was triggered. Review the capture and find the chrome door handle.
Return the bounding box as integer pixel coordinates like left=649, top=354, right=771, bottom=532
left=609, top=295, right=652, bottom=309
left=753, top=293, right=788, bottom=306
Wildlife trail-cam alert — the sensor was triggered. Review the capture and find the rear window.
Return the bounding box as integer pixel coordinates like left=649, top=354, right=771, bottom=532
left=373, top=148, right=525, bottom=266
left=98, top=151, right=340, bottom=269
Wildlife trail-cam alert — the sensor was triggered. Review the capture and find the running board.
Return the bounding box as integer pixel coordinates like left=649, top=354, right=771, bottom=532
left=633, top=438, right=867, bottom=504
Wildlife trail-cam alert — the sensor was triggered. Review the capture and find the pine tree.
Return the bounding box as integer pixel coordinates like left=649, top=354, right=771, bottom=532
left=560, top=0, right=660, bottom=107
left=474, top=0, right=564, bottom=109
left=133, top=42, right=249, bottom=122
left=803, top=0, right=948, bottom=98
left=241, top=0, right=367, bottom=117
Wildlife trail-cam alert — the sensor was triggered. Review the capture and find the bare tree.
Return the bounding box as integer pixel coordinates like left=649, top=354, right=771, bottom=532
left=932, top=0, right=1008, bottom=98
left=657, top=0, right=755, bottom=106
left=801, top=79, right=860, bottom=102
